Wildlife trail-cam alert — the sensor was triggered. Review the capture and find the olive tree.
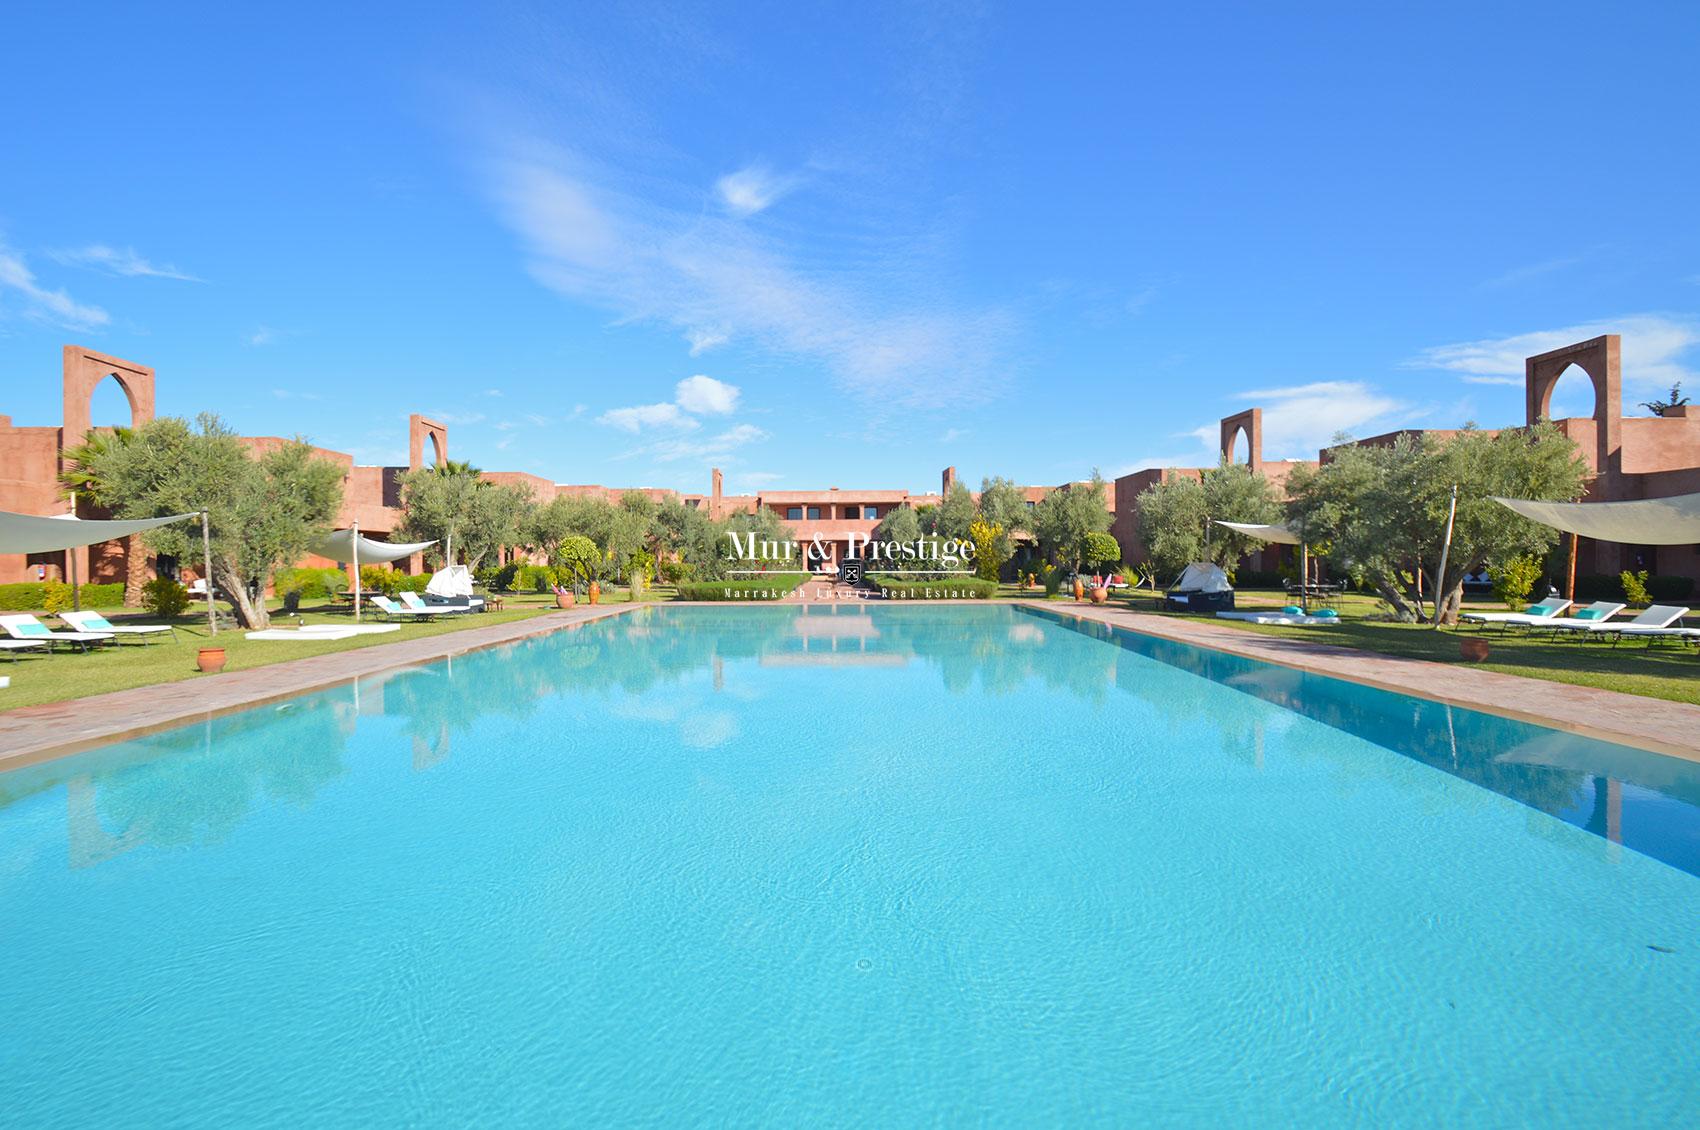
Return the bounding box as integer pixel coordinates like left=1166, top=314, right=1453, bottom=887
left=1136, top=462, right=1279, bottom=577
left=1286, top=423, right=1587, bottom=622
left=396, top=463, right=532, bottom=573
left=73, top=413, right=343, bottom=629
left=1032, top=471, right=1112, bottom=574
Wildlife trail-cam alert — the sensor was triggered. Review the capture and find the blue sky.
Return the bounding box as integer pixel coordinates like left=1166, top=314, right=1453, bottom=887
left=2, top=2, right=1697, bottom=495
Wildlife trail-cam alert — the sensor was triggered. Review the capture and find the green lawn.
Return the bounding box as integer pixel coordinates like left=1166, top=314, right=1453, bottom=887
left=1101, top=586, right=1700, bottom=705
left=0, top=591, right=663, bottom=712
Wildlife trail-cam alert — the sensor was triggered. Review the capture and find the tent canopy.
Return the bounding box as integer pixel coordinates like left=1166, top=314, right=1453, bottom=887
left=425, top=565, right=474, bottom=598
left=309, top=529, right=436, bottom=565
left=1213, top=520, right=1304, bottom=546
left=1170, top=562, right=1233, bottom=593
left=0, top=509, right=198, bottom=555
left=1492, top=492, right=1700, bottom=546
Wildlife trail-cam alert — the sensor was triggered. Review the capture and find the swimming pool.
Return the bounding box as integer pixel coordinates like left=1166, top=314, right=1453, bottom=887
left=2, top=604, right=1696, bottom=1125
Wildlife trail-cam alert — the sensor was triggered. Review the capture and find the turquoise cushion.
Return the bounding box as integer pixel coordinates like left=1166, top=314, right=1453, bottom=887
left=1524, top=604, right=1546, bottom=615
left=84, top=614, right=114, bottom=630
left=12, top=621, right=50, bottom=637
left=1313, top=609, right=1338, bottom=619
left=1574, top=608, right=1604, bottom=620
left=1282, top=605, right=1303, bottom=615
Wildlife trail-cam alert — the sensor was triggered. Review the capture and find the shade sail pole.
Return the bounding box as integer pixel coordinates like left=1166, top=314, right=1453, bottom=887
left=353, top=518, right=362, bottom=625
left=1567, top=531, right=1578, bottom=602
left=68, top=544, right=81, bottom=613
left=201, top=510, right=217, bottom=636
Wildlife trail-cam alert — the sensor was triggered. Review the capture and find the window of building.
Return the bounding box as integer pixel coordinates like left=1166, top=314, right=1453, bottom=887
left=685, top=499, right=699, bottom=509
left=808, top=506, right=822, bottom=520
left=1026, top=500, right=1037, bottom=509
left=786, top=507, right=803, bottom=520
left=864, top=506, right=879, bottom=519
left=843, top=505, right=861, bottom=520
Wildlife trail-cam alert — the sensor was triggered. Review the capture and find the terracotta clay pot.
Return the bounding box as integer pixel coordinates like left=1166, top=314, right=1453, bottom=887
left=555, top=592, right=575, bottom=610
left=197, top=647, right=226, bottom=674
left=588, top=582, right=600, bottom=605
left=1090, top=586, right=1109, bottom=605
left=1072, top=578, right=1085, bottom=602
left=1458, top=637, right=1491, bottom=663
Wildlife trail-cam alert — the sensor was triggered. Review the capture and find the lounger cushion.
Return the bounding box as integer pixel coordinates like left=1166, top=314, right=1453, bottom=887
left=1524, top=604, right=1546, bottom=615
left=1574, top=608, right=1605, bottom=620
left=1314, top=609, right=1338, bottom=618
left=1282, top=605, right=1303, bottom=615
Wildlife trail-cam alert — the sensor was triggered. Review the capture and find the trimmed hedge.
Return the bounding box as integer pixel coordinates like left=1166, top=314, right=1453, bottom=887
left=274, top=566, right=347, bottom=599
left=673, top=574, right=809, bottom=601
left=872, top=576, right=998, bottom=600
left=0, top=581, right=126, bottom=610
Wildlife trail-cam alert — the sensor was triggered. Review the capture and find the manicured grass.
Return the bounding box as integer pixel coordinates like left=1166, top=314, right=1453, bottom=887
left=0, top=591, right=662, bottom=712
left=1106, top=587, right=1700, bottom=705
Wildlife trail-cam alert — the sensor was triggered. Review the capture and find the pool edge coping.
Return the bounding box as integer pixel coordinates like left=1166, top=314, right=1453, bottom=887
left=0, top=604, right=646, bottom=771
left=1021, top=601, right=1700, bottom=761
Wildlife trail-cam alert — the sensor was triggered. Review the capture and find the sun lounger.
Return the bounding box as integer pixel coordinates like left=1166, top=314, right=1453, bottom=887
left=401, top=591, right=474, bottom=615
left=1592, top=606, right=1692, bottom=645
left=1527, top=602, right=1627, bottom=635
left=299, top=624, right=400, bottom=636
left=370, top=595, right=435, bottom=621
left=0, top=613, right=115, bottom=653
left=60, top=610, right=177, bottom=643
left=1459, top=597, right=1570, bottom=630
left=0, top=639, right=49, bottom=661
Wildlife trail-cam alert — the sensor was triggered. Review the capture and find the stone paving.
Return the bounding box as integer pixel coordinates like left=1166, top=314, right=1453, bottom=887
left=0, top=604, right=641, bottom=770
left=1029, top=600, right=1700, bottom=761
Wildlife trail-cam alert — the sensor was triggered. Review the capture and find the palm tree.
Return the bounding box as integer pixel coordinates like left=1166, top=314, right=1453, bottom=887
left=58, top=427, right=148, bottom=606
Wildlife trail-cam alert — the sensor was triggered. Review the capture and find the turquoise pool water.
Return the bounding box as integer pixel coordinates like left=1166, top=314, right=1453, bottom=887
left=1, top=604, right=1696, bottom=1125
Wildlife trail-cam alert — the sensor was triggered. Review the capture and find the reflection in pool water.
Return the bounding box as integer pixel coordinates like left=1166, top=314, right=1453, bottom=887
left=1, top=603, right=1697, bottom=1125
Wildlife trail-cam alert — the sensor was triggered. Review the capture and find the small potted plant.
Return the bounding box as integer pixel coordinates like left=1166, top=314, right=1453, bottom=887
left=553, top=582, right=575, bottom=610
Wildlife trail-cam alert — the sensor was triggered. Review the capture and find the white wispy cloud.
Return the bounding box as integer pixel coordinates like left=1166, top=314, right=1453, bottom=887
left=715, top=164, right=800, bottom=217
left=686, top=326, right=729, bottom=355
left=50, top=244, right=200, bottom=282
left=939, top=427, right=968, bottom=444
left=600, top=374, right=742, bottom=432
left=484, top=388, right=504, bottom=397
left=736, top=471, right=783, bottom=487
left=0, top=242, right=109, bottom=329
left=271, top=388, right=322, bottom=401
left=428, top=410, right=487, bottom=426
left=247, top=325, right=282, bottom=346
left=599, top=402, right=697, bottom=432
left=482, top=140, right=1010, bottom=407
left=1239, top=381, right=1409, bottom=457
left=1407, top=314, right=1700, bottom=391
left=621, top=423, right=768, bottom=464
left=673, top=374, right=739, bottom=415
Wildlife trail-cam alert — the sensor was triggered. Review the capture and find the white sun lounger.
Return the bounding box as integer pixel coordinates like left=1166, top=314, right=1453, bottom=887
left=0, top=613, right=115, bottom=653
left=1527, top=601, right=1627, bottom=635
left=1593, top=606, right=1692, bottom=645
left=0, top=639, right=49, bottom=660
left=60, top=610, right=177, bottom=643
left=1459, top=597, right=1570, bottom=629
left=371, top=595, right=436, bottom=621
left=299, top=623, right=400, bottom=635
left=1217, top=611, right=1340, bottom=626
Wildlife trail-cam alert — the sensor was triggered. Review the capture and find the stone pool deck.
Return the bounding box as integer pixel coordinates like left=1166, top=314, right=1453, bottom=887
left=0, top=604, right=642, bottom=770
left=1031, top=601, right=1700, bottom=761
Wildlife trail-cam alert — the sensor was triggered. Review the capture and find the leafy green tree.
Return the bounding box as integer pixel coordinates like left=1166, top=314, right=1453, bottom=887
left=396, top=463, right=532, bottom=573
left=926, top=483, right=978, bottom=541
left=977, top=477, right=1030, bottom=534
left=555, top=535, right=600, bottom=593
left=1286, top=424, right=1587, bottom=622
left=968, top=516, right=1006, bottom=581
left=1032, top=471, right=1112, bottom=574
left=523, top=495, right=578, bottom=563
left=71, top=414, right=343, bottom=628
left=1134, top=474, right=1207, bottom=577
left=1137, top=462, right=1279, bottom=577
left=1080, top=531, right=1121, bottom=572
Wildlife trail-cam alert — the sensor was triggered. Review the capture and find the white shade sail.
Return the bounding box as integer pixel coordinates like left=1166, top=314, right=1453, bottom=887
left=309, top=529, right=436, bottom=565
left=0, top=509, right=198, bottom=554
left=1491, top=492, right=1700, bottom=546
left=1213, top=520, right=1304, bottom=546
